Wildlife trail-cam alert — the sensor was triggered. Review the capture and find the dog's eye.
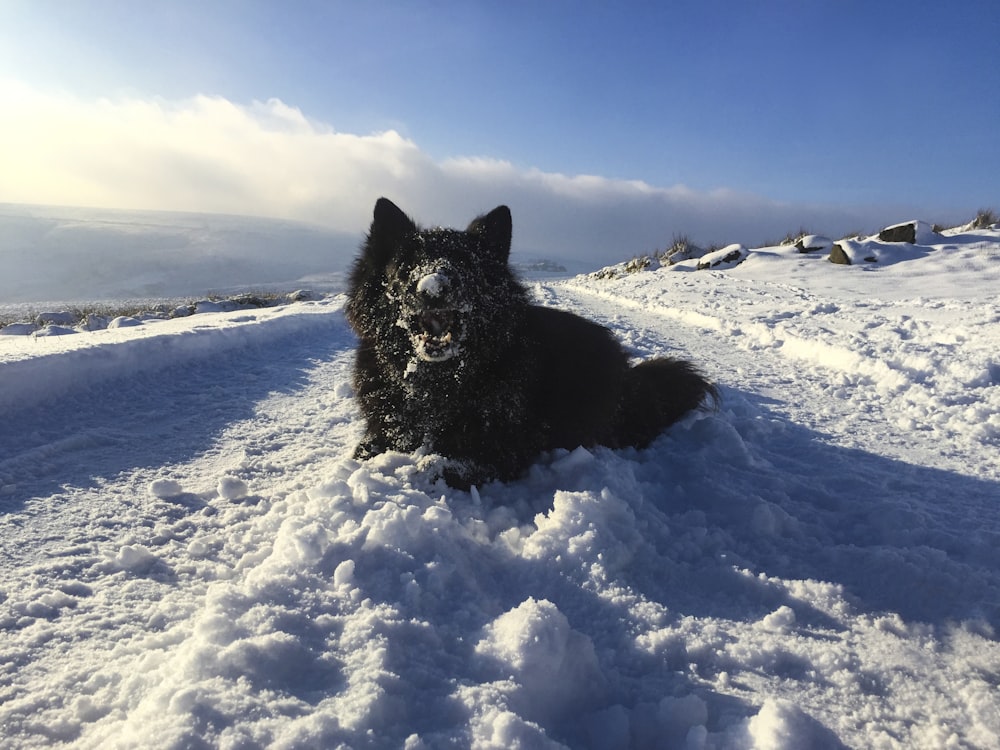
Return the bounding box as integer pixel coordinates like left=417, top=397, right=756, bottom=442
left=384, top=276, right=404, bottom=299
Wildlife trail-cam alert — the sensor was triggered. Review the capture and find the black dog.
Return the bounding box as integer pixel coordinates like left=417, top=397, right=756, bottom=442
left=345, top=198, right=716, bottom=488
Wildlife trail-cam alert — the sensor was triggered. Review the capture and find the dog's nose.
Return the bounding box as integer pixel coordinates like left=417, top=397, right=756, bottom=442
left=416, top=271, right=450, bottom=299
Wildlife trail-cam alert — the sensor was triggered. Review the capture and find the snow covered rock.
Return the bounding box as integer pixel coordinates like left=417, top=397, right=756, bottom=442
left=35, top=311, right=78, bottom=327
left=697, top=244, right=749, bottom=270
left=663, top=237, right=705, bottom=265
left=795, top=235, right=834, bottom=254
left=878, top=219, right=940, bottom=244
left=194, top=299, right=238, bottom=314
left=0, top=322, right=35, bottom=336
left=829, top=240, right=877, bottom=265
left=80, top=313, right=110, bottom=331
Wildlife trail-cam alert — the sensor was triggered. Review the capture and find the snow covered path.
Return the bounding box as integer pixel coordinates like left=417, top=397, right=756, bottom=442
left=1, top=301, right=364, bottom=747
left=555, top=272, right=1000, bottom=483
left=548, top=277, right=1000, bottom=623
left=2, top=271, right=999, bottom=749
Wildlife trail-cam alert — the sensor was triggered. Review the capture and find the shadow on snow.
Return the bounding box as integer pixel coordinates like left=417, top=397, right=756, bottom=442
left=0, top=318, right=357, bottom=514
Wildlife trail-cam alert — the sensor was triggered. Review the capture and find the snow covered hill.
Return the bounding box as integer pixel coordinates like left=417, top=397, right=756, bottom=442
left=0, top=204, right=358, bottom=305
left=1, top=222, right=999, bottom=749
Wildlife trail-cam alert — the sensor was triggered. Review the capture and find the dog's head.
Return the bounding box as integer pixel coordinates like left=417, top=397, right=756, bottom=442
left=347, top=198, right=526, bottom=375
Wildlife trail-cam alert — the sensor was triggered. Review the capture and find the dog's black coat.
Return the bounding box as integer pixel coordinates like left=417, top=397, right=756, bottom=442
left=346, top=198, right=716, bottom=488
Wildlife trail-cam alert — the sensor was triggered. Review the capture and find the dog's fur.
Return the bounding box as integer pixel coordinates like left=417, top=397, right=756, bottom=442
left=345, top=198, right=716, bottom=488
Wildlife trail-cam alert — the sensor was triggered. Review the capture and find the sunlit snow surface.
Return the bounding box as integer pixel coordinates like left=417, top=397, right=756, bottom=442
left=1, top=225, right=999, bottom=748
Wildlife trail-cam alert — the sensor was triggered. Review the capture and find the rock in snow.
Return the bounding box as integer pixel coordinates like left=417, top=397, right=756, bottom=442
left=794, top=235, right=833, bottom=254
left=697, top=244, right=749, bottom=270
left=878, top=219, right=940, bottom=244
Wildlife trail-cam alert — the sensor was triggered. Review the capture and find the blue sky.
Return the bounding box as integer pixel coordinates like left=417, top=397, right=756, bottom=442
left=1, top=1, right=997, bottom=262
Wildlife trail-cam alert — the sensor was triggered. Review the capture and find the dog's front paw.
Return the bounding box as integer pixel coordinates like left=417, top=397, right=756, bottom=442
left=353, top=439, right=386, bottom=461
left=416, top=454, right=489, bottom=491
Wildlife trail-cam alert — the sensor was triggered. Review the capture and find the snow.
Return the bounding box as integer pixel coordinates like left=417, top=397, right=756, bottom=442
left=416, top=272, right=449, bottom=299
left=0, top=300, right=343, bottom=413
left=1, top=223, right=999, bottom=748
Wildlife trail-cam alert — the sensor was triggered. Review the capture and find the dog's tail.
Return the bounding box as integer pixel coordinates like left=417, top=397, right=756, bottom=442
left=616, top=358, right=718, bottom=448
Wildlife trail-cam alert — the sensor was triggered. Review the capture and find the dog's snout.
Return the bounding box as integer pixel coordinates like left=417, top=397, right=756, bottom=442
left=416, top=271, right=450, bottom=299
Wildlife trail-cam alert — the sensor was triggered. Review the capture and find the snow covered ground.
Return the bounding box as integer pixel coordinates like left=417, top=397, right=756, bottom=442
left=1, top=222, right=999, bottom=749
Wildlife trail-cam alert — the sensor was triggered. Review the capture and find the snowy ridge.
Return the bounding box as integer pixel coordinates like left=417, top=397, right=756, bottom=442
left=1, top=230, right=1000, bottom=748
left=0, top=299, right=344, bottom=413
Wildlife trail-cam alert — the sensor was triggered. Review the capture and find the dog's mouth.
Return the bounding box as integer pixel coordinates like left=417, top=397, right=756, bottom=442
left=412, top=309, right=459, bottom=361
left=393, top=267, right=463, bottom=364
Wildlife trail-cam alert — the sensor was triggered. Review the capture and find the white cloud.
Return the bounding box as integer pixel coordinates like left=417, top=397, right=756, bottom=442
left=0, top=80, right=907, bottom=266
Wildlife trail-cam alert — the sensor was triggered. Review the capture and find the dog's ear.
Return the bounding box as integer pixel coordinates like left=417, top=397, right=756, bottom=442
left=365, top=198, right=416, bottom=265
left=467, top=206, right=512, bottom=262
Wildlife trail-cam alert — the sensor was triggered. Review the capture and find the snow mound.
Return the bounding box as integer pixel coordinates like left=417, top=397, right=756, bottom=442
left=0, top=297, right=344, bottom=413
left=217, top=476, right=249, bottom=501
left=149, top=479, right=184, bottom=498
left=68, top=448, right=818, bottom=749
left=113, top=544, right=158, bottom=572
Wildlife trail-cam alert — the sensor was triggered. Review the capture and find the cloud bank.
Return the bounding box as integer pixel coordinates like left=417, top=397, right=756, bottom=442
left=1, top=80, right=915, bottom=267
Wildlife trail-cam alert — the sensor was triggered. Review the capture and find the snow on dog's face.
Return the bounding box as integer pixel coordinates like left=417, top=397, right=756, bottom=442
left=347, top=198, right=527, bottom=380
left=390, top=253, right=462, bottom=363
